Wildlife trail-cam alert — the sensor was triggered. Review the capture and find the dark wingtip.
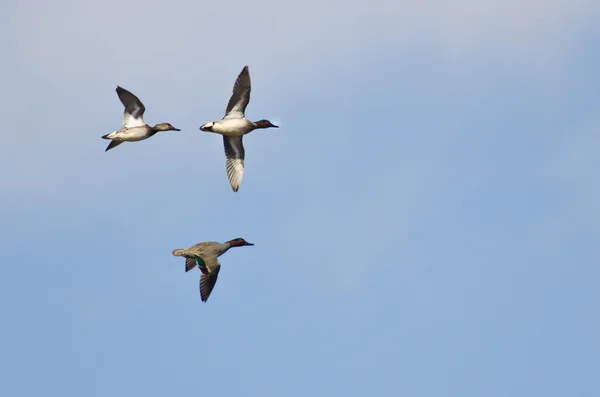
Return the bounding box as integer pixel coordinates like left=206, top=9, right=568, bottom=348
left=104, top=140, right=122, bottom=152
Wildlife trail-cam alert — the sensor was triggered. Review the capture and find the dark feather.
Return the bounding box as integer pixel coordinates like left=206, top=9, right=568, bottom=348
left=224, top=66, right=251, bottom=117
left=199, top=266, right=220, bottom=302
left=116, top=86, right=146, bottom=119
left=185, top=257, right=197, bottom=272
left=105, top=140, right=124, bottom=151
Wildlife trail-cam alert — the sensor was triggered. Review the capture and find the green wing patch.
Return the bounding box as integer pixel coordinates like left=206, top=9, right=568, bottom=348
left=194, top=255, right=209, bottom=274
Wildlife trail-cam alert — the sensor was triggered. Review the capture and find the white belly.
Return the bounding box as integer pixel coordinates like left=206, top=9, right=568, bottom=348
left=110, top=127, right=151, bottom=141
left=212, top=118, right=253, bottom=137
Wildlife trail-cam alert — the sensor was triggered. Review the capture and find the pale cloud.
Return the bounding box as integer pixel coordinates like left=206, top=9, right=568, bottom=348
left=8, top=0, right=599, bottom=85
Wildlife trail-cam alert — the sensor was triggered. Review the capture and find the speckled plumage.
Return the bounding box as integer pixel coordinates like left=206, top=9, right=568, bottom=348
left=172, top=238, right=254, bottom=302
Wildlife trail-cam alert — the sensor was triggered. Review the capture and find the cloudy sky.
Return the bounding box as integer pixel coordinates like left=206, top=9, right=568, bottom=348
left=1, top=0, right=599, bottom=396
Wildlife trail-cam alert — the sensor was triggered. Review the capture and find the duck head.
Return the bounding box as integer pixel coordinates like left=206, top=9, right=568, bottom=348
left=253, top=119, right=279, bottom=129
left=153, top=123, right=181, bottom=132
left=227, top=238, right=254, bottom=247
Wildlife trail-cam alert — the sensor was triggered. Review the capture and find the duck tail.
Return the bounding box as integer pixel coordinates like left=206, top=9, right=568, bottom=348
left=199, top=122, right=214, bottom=132
left=173, top=249, right=197, bottom=272
left=102, top=130, right=119, bottom=139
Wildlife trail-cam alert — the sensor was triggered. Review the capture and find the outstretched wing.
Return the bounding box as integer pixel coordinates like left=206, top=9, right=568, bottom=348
left=224, top=66, right=251, bottom=119
left=223, top=136, right=245, bottom=192
left=116, top=86, right=146, bottom=128
left=198, top=259, right=221, bottom=302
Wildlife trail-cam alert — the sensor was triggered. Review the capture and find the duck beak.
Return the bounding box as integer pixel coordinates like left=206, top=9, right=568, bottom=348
left=173, top=128, right=181, bottom=131
left=245, top=242, right=254, bottom=246
left=271, top=124, right=279, bottom=128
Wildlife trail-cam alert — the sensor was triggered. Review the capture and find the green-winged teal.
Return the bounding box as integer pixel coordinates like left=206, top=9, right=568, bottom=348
left=172, top=238, right=254, bottom=302
left=102, top=86, right=180, bottom=152
left=199, top=66, right=278, bottom=191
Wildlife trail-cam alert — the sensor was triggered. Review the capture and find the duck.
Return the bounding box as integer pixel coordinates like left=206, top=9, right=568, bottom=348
left=199, top=66, right=278, bottom=191
left=102, top=86, right=180, bottom=152
left=172, top=238, right=254, bottom=302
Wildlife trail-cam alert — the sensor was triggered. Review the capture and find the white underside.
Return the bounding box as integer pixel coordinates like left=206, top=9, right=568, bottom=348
left=205, top=118, right=253, bottom=137
left=226, top=157, right=244, bottom=191
left=106, top=127, right=151, bottom=141
left=123, top=107, right=146, bottom=128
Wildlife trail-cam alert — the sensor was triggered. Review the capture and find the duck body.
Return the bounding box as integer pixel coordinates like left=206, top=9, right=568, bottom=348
left=103, top=125, right=158, bottom=142
left=200, top=118, right=255, bottom=137
left=199, top=66, right=278, bottom=191
left=172, top=241, right=230, bottom=271
left=102, top=86, right=180, bottom=152
left=172, top=238, right=254, bottom=302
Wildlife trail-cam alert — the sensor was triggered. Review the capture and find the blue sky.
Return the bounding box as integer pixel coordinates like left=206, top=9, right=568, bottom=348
left=1, top=1, right=599, bottom=396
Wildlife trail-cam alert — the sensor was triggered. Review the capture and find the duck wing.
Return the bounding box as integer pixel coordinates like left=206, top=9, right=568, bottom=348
left=116, top=86, right=147, bottom=128
left=223, top=136, right=245, bottom=192
left=197, top=257, right=221, bottom=302
left=224, top=66, right=251, bottom=119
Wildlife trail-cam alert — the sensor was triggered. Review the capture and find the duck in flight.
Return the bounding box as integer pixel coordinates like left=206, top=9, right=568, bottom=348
left=172, top=238, right=254, bottom=302
left=199, top=66, right=278, bottom=191
left=102, top=86, right=180, bottom=152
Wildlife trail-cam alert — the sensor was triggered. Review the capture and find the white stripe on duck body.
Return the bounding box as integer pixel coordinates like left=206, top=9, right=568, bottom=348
left=102, top=86, right=180, bottom=152
left=172, top=238, right=254, bottom=302
left=199, top=66, right=279, bottom=192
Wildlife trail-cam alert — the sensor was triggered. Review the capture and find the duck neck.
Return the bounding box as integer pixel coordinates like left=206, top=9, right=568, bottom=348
left=148, top=126, right=162, bottom=135
left=252, top=121, right=271, bottom=130
left=224, top=239, right=246, bottom=252
left=222, top=241, right=237, bottom=253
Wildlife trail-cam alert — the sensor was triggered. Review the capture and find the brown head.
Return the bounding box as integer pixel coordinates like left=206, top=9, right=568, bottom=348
left=227, top=238, right=254, bottom=247
left=253, top=119, right=279, bottom=129
left=152, top=123, right=181, bottom=132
